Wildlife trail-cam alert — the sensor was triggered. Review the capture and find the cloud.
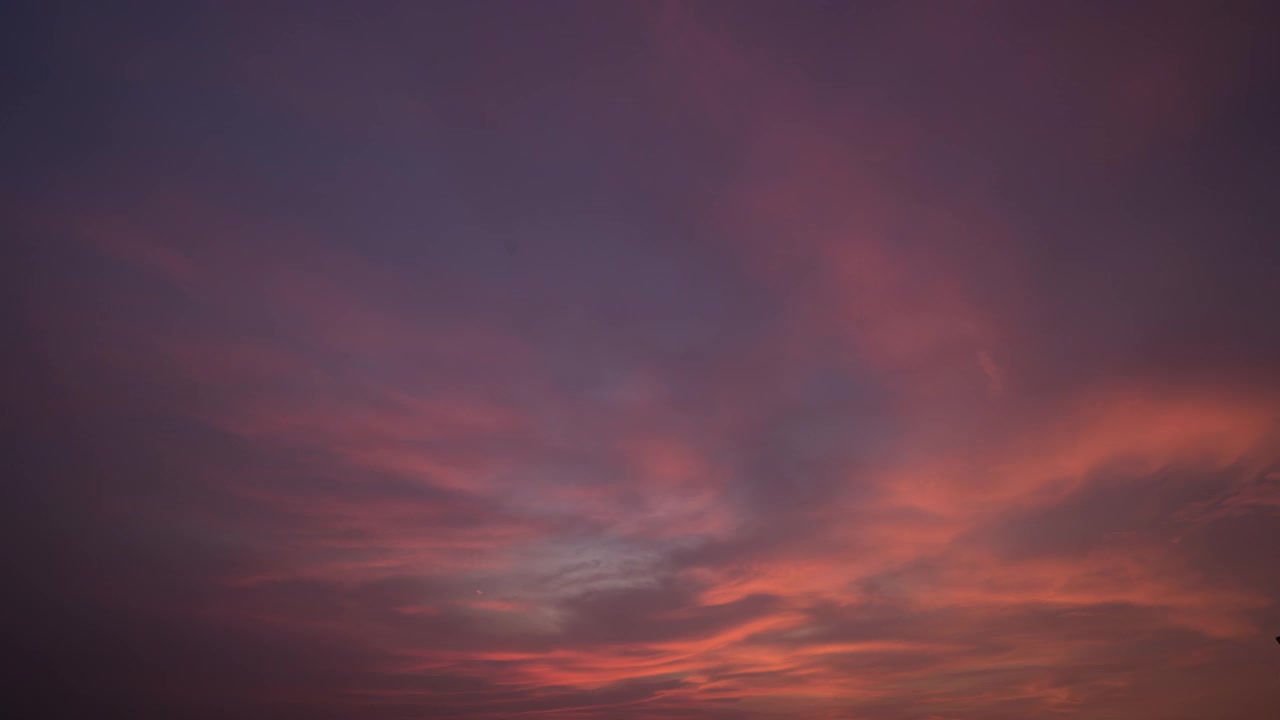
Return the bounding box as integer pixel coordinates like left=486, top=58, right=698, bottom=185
left=7, top=2, right=1280, bottom=719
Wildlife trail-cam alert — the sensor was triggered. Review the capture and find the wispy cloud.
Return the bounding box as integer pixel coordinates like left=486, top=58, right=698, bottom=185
left=7, top=2, right=1280, bottom=719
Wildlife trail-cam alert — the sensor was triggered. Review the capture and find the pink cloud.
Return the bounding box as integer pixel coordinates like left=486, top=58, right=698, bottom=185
left=12, top=3, right=1279, bottom=719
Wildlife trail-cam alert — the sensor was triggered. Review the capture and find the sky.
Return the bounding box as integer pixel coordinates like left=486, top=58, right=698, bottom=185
left=5, top=1, right=1280, bottom=718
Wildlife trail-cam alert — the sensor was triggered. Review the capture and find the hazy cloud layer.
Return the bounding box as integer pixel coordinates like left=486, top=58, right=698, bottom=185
left=6, top=2, right=1280, bottom=718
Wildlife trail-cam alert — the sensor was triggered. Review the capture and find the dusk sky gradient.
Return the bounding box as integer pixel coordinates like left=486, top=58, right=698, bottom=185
left=5, top=2, right=1280, bottom=718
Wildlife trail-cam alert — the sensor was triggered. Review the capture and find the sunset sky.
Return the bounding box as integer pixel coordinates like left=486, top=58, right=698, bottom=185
left=5, top=2, right=1280, bottom=718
